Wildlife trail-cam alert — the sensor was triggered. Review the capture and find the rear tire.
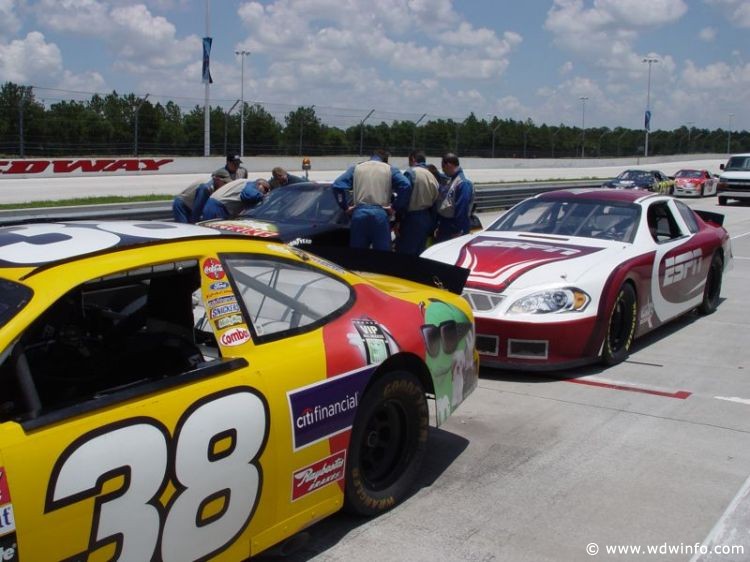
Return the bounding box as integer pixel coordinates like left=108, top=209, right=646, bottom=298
left=602, top=283, right=637, bottom=366
left=344, top=371, right=428, bottom=516
left=718, top=196, right=727, bottom=206
left=698, top=253, right=723, bottom=315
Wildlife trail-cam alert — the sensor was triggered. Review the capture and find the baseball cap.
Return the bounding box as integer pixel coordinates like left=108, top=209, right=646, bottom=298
left=227, top=154, right=242, bottom=163
left=212, top=168, right=231, bottom=179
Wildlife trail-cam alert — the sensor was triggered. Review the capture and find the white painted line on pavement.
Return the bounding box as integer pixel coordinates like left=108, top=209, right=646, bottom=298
left=714, top=396, right=750, bottom=406
left=730, top=231, right=750, bottom=240
left=691, top=471, right=750, bottom=561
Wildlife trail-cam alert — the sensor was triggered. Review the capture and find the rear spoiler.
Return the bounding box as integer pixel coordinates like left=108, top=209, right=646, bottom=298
left=301, top=245, right=470, bottom=295
left=695, top=210, right=725, bottom=227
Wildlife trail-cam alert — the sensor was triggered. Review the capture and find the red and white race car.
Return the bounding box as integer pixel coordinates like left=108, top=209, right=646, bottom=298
left=673, top=169, right=719, bottom=197
left=422, top=188, right=732, bottom=370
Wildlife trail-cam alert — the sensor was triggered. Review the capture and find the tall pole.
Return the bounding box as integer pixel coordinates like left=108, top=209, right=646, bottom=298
left=134, top=93, right=150, bottom=157
left=18, top=90, right=26, bottom=158
left=488, top=115, right=501, bottom=158
left=579, top=96, right=588, bottom=158
left=643, top=57, right=658, bottom=157
left=203, top=0, right=210, bottom=156
left=727, top=113, right=734, bottom=154
left=686, top=121, right=694, bottom=153
left=359, top=109, right=375, bottom=156
left=235, top=50, right=250, bottom=157
left=223, top=99, right=240, bottom=156
left=412, top=113, right=426, bottom=149
left=299, top=104, right=315, bottom=156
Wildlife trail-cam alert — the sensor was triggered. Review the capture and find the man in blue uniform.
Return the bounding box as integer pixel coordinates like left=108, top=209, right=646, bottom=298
left=395, top=150, right=440, bottom=255
left=332, top=149, right=410, bottom=251
left=202, top=178, right=270, bottom=220
left=172, top=168, right=231, bottom=223
left=434, top=153, right=474, bottom=243
left=268, top=167, right=305, bottom=190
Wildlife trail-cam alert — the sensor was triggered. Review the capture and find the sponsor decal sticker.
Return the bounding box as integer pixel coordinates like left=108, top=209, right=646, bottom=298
left=210, top=303, right=241, bottom=319
left=220, top=327, right=251, bottom=347
left=215, top=314, right=244, bottom=330
left=203, top=257, right=225, bottom=280
left=209, top=281, right=230, bottom=291
left=0, top=535, right=17, bottom=562
left=207, top=220, right=279, bottom=238
left=292, top=450, right=346, bottom=501
left=287, top=367, right=373, bottom=450
left=206, top=295, right=237, bottom=308
left=663, top=249, right=702, bottom=287
left=0, top=471, right=9, bottom=505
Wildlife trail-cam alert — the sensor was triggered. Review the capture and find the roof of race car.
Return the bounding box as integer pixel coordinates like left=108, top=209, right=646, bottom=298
left=0, top=220, right=275, bottom=270
left=536, top=188, right=654, bottom=203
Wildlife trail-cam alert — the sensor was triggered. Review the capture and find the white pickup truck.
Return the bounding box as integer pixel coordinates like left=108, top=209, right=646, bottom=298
left=718, top=153, right=750, bottom=205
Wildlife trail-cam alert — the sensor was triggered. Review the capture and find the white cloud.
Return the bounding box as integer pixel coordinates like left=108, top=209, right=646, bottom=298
left=560, top=61, right=574, bottom=75
left=0, top=31, right=62, bottom=84
left=699, top=26, right=717, bottom=40
left=0, top=0, right=21, bottom=42
left=705, top=0, right=750, bottom=27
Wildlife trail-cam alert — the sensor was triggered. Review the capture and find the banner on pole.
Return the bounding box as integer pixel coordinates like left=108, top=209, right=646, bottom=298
left=202, top=37, right=213, bottom=84
left=644, top=110, right=651, bottom=132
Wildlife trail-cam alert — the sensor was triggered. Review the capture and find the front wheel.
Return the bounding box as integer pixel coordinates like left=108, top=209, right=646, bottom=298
left=602, top=283, right=637, bottom=366
left=344, top=371, right=428, bottom=516
left=718, top=196, right=727, bottom=206
left=698, top=253, right=723, bottom=315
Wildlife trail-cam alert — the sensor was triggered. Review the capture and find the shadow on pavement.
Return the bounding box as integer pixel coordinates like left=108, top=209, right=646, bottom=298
left=256, top=427, right=469, bottom=561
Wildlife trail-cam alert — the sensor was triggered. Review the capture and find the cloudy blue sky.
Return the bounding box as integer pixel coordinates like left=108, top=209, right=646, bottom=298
left=0, top=0, right=747, bottom=131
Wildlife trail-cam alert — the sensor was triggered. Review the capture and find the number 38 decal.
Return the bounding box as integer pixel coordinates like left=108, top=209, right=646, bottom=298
left=45, top=388, right=269, bottom=562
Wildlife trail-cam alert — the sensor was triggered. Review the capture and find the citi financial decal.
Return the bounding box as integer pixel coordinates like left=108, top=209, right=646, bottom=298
left=288, top=366, right=373, bottom=450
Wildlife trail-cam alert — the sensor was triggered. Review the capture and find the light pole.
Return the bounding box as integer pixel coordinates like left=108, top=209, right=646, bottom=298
left=134, top=93, right=150, bottom=157
left=412, top=113, right=426, bottom=150
left=223, top=99, right=240, bottom=156
left=359, top=109, right=375, bottom=156
left=579, top=96, right=588, bottom=158
left=299, top=105, right=315, bottom=156
left=235, top=50, right=250, bottom=157
left=686, top=121, right=694, bottom=153
left=488, top=114, right=502, bottom=158
left=727, top=113, right=734, bottom=154
left=642, top=57, right=658, bottom=157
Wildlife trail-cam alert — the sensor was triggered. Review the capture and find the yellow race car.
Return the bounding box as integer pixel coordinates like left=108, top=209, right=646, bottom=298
left=0, top=221, right=477, bottom=561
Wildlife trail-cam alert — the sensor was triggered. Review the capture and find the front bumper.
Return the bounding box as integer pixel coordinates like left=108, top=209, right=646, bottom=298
left=673, top=184, right=701, bottom=197
left=474, top=315, right=600, bottom=371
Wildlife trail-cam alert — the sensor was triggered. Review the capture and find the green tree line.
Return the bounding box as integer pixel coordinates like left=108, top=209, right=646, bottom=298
left=1, top=82, right=747, bottom=158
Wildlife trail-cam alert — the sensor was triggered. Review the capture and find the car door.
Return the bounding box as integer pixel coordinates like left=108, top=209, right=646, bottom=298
left=704, top=170, right=718, bottom=195
left=0, top=246, right=280, bottom=562
left=646, top=199, right=706, bottom=323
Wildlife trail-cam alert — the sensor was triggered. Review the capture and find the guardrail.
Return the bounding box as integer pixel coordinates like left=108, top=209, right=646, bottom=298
left=0, top=180, right=601, bottom=226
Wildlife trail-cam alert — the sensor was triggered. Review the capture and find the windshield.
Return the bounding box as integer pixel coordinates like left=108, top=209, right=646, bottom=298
left=0, top=279, right=33, bottom=329
left=488, top=198, right=641, bottom=243
left=242, top=184, right=342, bottom=223
left=724, top=157, right=750, bottom=172
left=617, top=170, right=650, bottom=180
left=675, top=170, right=702, bottom=178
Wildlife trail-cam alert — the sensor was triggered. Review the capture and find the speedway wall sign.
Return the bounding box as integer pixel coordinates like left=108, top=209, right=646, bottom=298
left=0, top=158, right=174, bottom=175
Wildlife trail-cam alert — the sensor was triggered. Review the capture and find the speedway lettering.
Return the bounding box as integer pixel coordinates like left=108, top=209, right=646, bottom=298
left=291, top=450, right=346, bottom=501
left=663, top=249, right=702, bottom=287
left=0, top=159, right=172, bottom=175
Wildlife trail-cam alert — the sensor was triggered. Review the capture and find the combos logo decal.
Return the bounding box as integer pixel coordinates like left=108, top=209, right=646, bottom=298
left=287, top=367, right=373, bottom=450
left=292, top=450, right=346, bottom=501
left=0, top=158, right=172, bottom=175
left=215, top=314, right=243, bottom=330
left=220, top=327, right=251, bottom=347
left=663, top=249, right=702, bottom=287
left=209, top=281, right=230, bottom=291
left=202, top=258, right=225, bottom=280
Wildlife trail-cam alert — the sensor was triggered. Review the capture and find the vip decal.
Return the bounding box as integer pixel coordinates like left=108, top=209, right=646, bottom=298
left=287, top=367, right=373, bottom=450
left=220, top=327, right=251, bottom=346
left=216, top=314, right=243, bottom=329
left=210, top=303, right=241, bottom=319
left=209, top=281, right=230, bottom=291
left=663, top=249, right=702, bottom=287
left=292, top=450, right=346, bottom=501
left=203, top=258, right=225, bottom=280
left=0, top=159, right=172, bottom=174
left=206, top=295, right=237, bottom=308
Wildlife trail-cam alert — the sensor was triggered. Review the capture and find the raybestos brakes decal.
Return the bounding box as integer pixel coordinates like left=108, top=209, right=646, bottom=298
left=291, top=450, right=347, bottom=501
left=457, top=236, right=602, bottom=291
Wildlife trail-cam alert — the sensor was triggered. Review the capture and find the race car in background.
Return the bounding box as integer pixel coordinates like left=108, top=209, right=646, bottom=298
left=673, top=169, right=718, bottom=197
left=0, top=221, right=477, bottom=560
left=422, top=188, right=731, bottom=371
left=602, top=169, right=674, bottom=193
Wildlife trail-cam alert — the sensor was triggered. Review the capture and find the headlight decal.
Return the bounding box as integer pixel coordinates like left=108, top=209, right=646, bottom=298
left=508, top=288, right=590, bottom=314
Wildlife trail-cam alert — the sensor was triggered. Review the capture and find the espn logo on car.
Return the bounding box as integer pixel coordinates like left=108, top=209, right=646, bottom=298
left=291, top=450, right=346, bottom=501
left=663, top=249, right=702, bottom=287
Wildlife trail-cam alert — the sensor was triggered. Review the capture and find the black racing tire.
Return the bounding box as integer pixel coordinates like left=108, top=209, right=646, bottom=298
left=344, top=370, right=428, bottom=516
left=602, top=283, right=637, bottom=366
left=700, top=185, right=705, bottom=197
left=698, top=253, right=723, bottom=315
left=718, top=196, right=727, bottom=206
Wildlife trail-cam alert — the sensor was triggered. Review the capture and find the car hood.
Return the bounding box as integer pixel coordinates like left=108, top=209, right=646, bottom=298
left=423, top=231, right=625, bottom=292
left=203, top=218, right=339, bottom=242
